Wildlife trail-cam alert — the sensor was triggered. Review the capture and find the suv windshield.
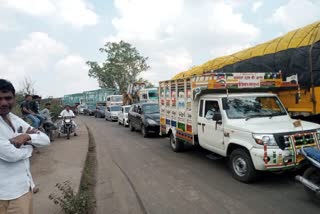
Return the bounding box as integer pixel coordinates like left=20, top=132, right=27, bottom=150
left=110, top=106, right=121, bottom=111
left=223, top=96, right=287, bottom=119
left=142, top=104, right=159, bottom=114
left=111, top=96, right=122, bottom=102
left=124, top=107, right=130, bottom=113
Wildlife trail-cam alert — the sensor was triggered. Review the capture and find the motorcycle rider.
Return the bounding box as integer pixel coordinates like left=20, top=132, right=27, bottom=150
left=59, top=105, right=78, bottom=136
left=20, top=95, right=41, bottom=128
left=40, top=103, right=56, bottom=129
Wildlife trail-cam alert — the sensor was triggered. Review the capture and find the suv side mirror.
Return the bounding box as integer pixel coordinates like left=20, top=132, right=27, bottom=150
left=213, top=112, right=222, bottom=121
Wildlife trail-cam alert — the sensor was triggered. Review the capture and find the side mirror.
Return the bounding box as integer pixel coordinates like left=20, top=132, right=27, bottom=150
left=213, top=112, right=222, bottom=121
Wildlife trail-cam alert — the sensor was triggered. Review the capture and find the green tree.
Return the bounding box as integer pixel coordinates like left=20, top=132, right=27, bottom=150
left=87, top=40, right=150, bottom=93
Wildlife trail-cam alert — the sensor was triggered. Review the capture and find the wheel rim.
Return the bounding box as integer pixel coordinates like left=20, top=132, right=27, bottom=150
left=170, top=135, right=176, bottom=149
left=233, top=156, right=248, bottom=177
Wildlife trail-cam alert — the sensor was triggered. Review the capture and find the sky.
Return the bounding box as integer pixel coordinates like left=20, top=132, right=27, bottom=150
left=0, top=0, right=319, bottom=98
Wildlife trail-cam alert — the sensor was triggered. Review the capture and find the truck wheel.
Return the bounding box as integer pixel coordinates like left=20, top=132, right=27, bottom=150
left=303, top=167, right=320, bottom=203
left=129, top=121, right=135, bottom=132
left=141, top=125, right=148, bottom=138
left=170, top=133, right=184, bottom=152
left=229, top=148, right=257, bottom=183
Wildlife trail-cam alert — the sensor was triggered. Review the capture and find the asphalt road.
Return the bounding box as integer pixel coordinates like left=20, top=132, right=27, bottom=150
left=81, top=116, right=320, bottom=214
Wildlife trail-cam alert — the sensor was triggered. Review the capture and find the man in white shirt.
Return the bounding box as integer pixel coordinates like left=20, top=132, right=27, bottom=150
left=59, top=105, right=78, bottom=136
left=0, top=79, right=50, bottom=214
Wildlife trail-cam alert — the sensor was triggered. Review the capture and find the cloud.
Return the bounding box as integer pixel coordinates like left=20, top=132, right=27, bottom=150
left=1, top=0, right=98, bottom=28
left=0, top=32, right=67, bottom=81
left=252, top=1, right=262, bottom=13
left=54, top=55, right=99, bottom=95
left=106, top=0, right=260, bottom=84
left=0, top=32, right=98, bottom=97
left=270, top=0, right=320, bottom=30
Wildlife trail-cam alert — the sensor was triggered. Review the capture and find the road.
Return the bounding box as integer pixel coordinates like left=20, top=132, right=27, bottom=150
left=81, top=116, right=320, bottom=214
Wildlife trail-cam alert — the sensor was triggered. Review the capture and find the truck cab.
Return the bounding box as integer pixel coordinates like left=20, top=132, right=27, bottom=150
left=195, top=93, right=320, bottom=182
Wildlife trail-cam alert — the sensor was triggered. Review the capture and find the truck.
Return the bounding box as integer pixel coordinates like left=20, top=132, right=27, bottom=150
left=123, top=82, right=159, bottom=105
left=83, top=88, right=119, bottom=113
left=173, top=21, right=320, bottom=123
left=159, top=71, right=320, bottom=182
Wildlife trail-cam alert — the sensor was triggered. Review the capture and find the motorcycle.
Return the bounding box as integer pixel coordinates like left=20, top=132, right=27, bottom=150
left=295, top=146, right=320, bottom=202
left=58, top=116, right=75, bottom=140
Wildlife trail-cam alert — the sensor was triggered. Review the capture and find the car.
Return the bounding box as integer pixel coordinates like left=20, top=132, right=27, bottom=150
left=95, top=106, right=106, bottom=118
left=83, top=105, right=96, bottom=116
left=118, top=105, right=131, bottom=126
left=128, top=103, right=160, bottom=137
left=105, top=105, right=122, bottom=121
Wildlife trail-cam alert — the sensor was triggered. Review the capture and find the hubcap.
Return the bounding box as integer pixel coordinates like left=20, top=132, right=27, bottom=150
left=171, top=136, right=176, bottom=149
left=233, top=156, right=248, bottom=177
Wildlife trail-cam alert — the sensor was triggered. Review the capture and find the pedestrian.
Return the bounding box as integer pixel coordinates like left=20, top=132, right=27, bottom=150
left=0, top=79, right=50, bottom=214
left=20, top=95, right=40, bottom=128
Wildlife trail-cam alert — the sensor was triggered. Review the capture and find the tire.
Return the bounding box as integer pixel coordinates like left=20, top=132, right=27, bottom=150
left=141, top=124, right=148, bottom=138
left=129, top=121, right=135, bottom=132
left=303, top=167, right=320, bottom=203
left=118, top=120, right=121, bottom=125
left=229, top=148, right=258, bottom=183
left=67, top=131, right=70, bottom=140
left=170, top=133, right=184, bottom=152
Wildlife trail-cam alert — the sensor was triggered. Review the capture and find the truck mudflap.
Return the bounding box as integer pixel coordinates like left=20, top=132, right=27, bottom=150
left=252, top=131, right=320, bottom=171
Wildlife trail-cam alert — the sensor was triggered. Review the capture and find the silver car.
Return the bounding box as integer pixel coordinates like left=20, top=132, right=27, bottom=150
left=105, top=105, right=121, bottom=121
left=118, top=105, right=131, bottom=126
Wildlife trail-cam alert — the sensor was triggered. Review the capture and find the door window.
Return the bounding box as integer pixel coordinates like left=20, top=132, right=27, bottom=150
left=204, top=101, right=220, bottom=120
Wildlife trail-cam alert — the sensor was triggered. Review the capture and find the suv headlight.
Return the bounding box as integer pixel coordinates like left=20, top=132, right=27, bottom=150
left=252, top=134, right=277, bottom=146
left=146, top=119, right=157, bottom=125
left=316, top=129, right=320, bottom=140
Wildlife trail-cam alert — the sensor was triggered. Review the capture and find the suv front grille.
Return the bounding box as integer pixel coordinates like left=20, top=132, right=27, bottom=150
left=274, top=130, right=317, bottom=150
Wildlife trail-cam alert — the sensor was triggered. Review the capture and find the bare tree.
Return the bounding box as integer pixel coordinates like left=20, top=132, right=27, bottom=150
left=19, top=76, right=36, bottom=95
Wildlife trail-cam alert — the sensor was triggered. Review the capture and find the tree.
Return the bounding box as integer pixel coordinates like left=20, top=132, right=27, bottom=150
left=19, top=76, right=36, bottom=95
left=87, top=40, right=150, bottom=93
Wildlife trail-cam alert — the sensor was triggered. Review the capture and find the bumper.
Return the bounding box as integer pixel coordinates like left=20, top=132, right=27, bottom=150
left=250, top=147, right=306, bottom=171
left=111, top=116, right=118, bottom=120
left=146, top=124, right=160, bottom=133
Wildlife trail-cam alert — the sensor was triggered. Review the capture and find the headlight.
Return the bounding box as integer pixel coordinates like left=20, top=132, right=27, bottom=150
left=252, top=134, right=277, bottom=146
left=316, top=129, right=320, bottom=140
left=146, top=118, right=157, bottom=125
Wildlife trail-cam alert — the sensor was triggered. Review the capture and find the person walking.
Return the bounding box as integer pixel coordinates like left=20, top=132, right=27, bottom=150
left=0, top=79, right=50, bottom=214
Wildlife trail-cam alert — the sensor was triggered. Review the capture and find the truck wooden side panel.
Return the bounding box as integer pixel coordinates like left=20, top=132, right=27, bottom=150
left=160, top=79, right=196, bottom=144
left=278, top=86, right=320, bottom=115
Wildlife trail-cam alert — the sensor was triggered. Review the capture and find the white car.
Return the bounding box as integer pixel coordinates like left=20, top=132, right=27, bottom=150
left=118, top=105, right=131, bottom=126
left=105, top=105, right=121, bottom=121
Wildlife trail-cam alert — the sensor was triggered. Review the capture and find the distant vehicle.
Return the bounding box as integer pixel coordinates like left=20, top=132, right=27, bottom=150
left=123, top=82, right=158, bottom=105
left=128, top=103, right=160, bottom=137
left=77, top=103, right=87, bottom=114
left=84, top=105, right=96, bottom=116
left=118, top=105, right=131, bottom=126
left=105, top=105, right=122, bottom=121
left=106, top=95, right=123, bottom=106
left=95, top=105, right=106, bottom=118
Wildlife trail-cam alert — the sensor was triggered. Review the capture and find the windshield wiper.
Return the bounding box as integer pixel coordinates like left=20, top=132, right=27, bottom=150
left=245, top=115, right=265, bottom=121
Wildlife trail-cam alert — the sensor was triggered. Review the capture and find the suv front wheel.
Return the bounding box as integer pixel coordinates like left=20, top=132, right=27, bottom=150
left=229, top=148, right=258, bottom=183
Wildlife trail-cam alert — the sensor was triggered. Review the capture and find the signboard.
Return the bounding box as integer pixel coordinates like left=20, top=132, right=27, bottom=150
left=233, top=73, right=265, bottom=88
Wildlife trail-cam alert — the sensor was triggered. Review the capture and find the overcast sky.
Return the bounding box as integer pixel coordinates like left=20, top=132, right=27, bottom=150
left=0, top=0, right=319, bottom=97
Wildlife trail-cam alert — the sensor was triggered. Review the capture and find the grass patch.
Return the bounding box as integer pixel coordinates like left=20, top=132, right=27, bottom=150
left=49, top=126, right=97, bottom=214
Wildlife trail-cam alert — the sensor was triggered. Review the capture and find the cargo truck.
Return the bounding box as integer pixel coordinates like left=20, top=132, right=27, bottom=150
left=159, top=72, right=320, bottom=182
